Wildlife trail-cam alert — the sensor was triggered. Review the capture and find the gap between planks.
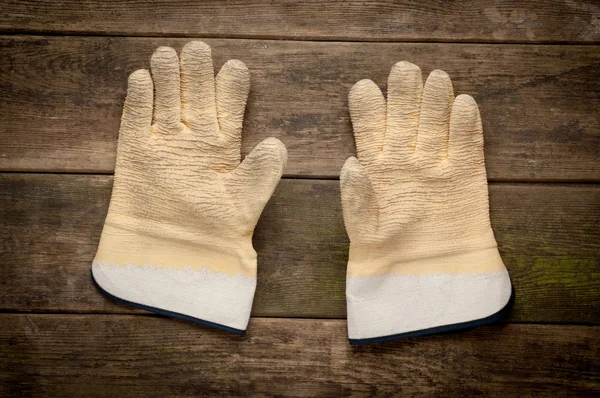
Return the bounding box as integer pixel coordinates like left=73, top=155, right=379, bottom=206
left=4, top=31, right=600, bottom=46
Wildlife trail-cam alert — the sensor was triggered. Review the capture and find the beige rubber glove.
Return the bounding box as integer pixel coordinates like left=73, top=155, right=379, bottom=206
left=92, top=41, right=287, bottom=334
left=342, top=62, right=513, bottom=344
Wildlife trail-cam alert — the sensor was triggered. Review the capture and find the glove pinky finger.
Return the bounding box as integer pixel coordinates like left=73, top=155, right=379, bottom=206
left=119, top=69, right=153, bottom=142
left=448, top=94, right=485, bottom=168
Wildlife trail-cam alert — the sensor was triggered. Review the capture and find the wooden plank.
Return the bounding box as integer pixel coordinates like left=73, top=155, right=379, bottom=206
left=0, top=173, right=598, bottom=323
left=1, top=1, right=599, bottom=43
left=1, top=37, right=599, bottom=181
left=0, top=315, right=598, bottom=396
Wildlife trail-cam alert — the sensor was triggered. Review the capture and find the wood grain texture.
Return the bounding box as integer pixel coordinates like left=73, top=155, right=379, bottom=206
left=1, top=174, right=598, bottom=322
left=1, top=1, right=599, bottom=43
left=1, top=37, right=599, bottom=180
left=0, top=315, right=599, bottom=396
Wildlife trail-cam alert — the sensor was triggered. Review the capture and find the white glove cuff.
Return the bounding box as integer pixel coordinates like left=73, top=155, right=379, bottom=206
left=346, top=248, right=513, bottom=344
left=91, top=224, right=257, bottom=333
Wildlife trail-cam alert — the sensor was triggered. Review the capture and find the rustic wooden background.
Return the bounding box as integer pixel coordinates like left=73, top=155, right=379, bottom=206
left=1, top=1, right=599, bottom=396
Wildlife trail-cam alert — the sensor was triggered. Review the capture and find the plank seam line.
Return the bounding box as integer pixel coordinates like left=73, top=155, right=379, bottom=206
left=0, top=311, right=599, bottom=326
left=1, top=31, right=600, bottom=46
left=1, top=171, right=600, bottom=185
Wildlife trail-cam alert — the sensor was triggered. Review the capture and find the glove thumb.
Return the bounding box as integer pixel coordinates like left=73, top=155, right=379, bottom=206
left=340, top=157, right=378, bottom=242
left=228, top=137, right=287, bottom=226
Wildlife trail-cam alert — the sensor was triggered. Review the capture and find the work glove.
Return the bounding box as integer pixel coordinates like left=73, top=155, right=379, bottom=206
left=341, top=61, right=513, bottom=345
left=92, top=41, right=287, bottom=334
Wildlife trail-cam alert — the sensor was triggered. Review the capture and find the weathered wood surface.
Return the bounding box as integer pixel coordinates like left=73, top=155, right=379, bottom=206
left=1, top=174, right=598, bottom=323
left=0, top=315, right=598, bottom=396
left=1, top=36, right=599, bottom=180
left=1, top=1, right=599, bottom=44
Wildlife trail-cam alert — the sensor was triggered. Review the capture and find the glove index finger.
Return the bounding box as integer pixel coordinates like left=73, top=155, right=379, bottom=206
left=216, top=59, right=250, bottom=150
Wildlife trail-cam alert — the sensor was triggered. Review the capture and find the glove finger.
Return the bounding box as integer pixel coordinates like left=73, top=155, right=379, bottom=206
left=448, top=94, right=485, bottom=169
left=348, top=79, right=386, bottom=165
left=180, top=41, right=219, bottom=136
left=415, top=69, right=454, bottom=161
left=151, top=46, right=182, bottom=133
left=340, top=157, right=378, bottom=242
left=385, top=61, right=423, bottom=156
left=119, top=69, right=153, bottom=143
left=228, top=137, right=287, bottom=224
left=216, top=59, right=250, bottom=162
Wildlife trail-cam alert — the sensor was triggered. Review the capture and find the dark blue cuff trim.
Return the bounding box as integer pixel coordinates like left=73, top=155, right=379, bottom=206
left=349, top=285, right=515, bottom=346
left=91, top=270, right=246, bottom=335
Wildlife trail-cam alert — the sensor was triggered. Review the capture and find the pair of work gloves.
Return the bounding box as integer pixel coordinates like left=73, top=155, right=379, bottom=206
left=92, top=41, right=513, bottom=345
